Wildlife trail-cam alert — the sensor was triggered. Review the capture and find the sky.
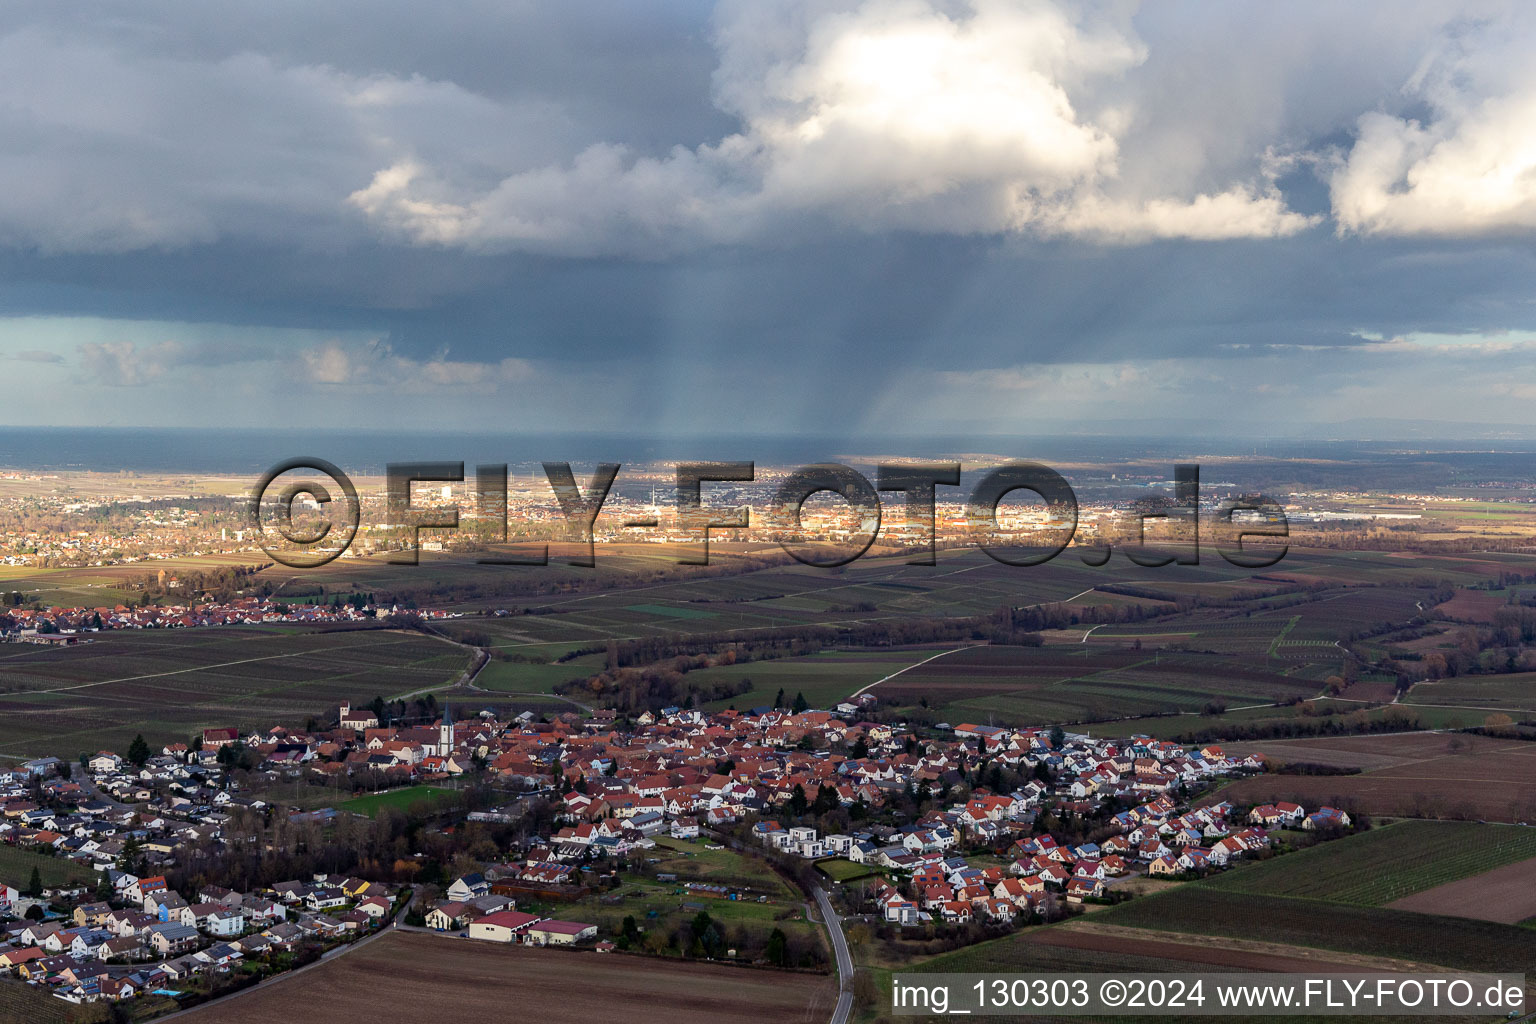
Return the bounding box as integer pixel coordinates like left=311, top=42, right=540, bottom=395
left=2, top=0, right=1536, bottom=439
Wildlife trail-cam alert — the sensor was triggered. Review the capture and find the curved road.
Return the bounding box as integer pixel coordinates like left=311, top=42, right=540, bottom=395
left=814, top=886, right=854, bottom=1024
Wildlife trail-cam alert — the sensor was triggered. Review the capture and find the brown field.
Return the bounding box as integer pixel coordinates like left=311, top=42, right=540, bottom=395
left=1393, top=628, right=1463, bottom=653
left=185, top=930, right=835, bottom=1024
left=1213, top=734, right=1536, bottom=821
left=1224, top=731, right=1512, bottom=770
left=1028, top=922, right=1446, bottom=974
left=1336, top=680, right=1398, bottom=702
left=1432, top=590, right=1507, bottom=623
left=1387, top=855, right=1536, bottom=923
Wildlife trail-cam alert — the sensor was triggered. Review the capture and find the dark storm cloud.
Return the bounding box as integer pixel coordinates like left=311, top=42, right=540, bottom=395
left=0, top=1, right=1534, bottom=433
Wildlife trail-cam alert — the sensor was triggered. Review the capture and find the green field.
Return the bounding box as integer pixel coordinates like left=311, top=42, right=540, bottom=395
left=471, top=655, right=603, bottom=694
left=815, top=857, right=878, bottom=883
left=0, top=844, right=96, bottom=890
left=871, top=645, right=1323, bottom=726
left=339, top=785, right=460, bottom=817
left=691, top=649, right=935, bottom=711
left=1097, top=886, right=1536, bottom=974
left=624, top=603, right=717, bottom=620
left=1405, top=673, right=1536, bottom=714
left=1207, top=821, right=1536, bottom=905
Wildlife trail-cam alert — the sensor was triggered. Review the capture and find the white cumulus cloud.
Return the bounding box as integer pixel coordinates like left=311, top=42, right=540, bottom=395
left=351, top=0, right=1319, bottom=252
left=1330, top=8, right=1536, bottom=237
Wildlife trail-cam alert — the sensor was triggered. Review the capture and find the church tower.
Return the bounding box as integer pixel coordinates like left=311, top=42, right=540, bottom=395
left=439, top=703, right=455, bottom=754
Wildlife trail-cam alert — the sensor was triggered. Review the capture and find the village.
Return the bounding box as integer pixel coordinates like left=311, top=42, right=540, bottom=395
left=0, top=595, right=458, bottom=644
left=0, top=684, right=1374, bottom=1015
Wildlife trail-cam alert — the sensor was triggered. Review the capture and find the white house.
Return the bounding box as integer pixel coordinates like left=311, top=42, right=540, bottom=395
left=526, top=920, right=597, bottom=946
left=468, top=910, right=540, bottom=943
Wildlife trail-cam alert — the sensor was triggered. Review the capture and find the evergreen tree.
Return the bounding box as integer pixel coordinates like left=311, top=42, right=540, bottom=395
left=127, top=734, right=151, bottom=768
left=26, top=866, right=42, bottom=896
left=850, top=736, right=869, bottom=760
left=765, top=927, right=788, bottom=966
left=788, top=783, right=808, bottom=816
left=792, top=691, right=809, bottom=714
left=773, top=688, right=786, bottom=709
left=1049, top=725, right=1066, bottom=749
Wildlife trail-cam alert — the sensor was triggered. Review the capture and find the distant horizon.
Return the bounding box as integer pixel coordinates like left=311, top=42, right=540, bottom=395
left=3, top=423, right=1536, bottom=477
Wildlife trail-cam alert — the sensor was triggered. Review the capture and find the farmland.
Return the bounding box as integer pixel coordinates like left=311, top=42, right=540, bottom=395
left=10, top=540, right=1536, bottom=763
left=691, top=649, right=943, bottom=711
left=1206, top=821, right=1536, bottom=905
left=1207, top=734, right=1536, bottom=822
left=1095, top=886, right=1536, bottom=975
left=1387, top=854, right=1536, bottom=923
left=0, top=626, right=471, bottom=758
left=182, top=929, right=836, bottom=1024
left=1404, top=672, right=1536, bottom=714
left=868, top=645, right=1321, bottom=726
left=874, top=915, right=1496, bottom=1024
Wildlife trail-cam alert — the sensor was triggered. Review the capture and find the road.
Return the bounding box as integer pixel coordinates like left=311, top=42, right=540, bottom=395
left=703, top=826, right=853, bottom=1024
left=848, top=642, right=988, bottom=699
left=814, top=886, right=854, bottom=1024
left=396, top=623, right=597, bottom=712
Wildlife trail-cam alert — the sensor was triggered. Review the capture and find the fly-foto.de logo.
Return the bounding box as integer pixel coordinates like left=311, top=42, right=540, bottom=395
left=249, top=459, right=1287, bottom=570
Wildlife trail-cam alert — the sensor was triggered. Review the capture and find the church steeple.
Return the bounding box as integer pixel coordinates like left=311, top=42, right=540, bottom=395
left=439, top=703, right=455, bottom=753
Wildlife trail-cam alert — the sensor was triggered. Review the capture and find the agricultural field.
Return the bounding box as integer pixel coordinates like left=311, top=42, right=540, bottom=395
left=1096, top=886, right=1536, bottom=975
left=1206, top=821, right=1536, bottom=905
left=1387, top=854, right=1536, bottom=924
left=869, top=645, right=1321, bottom=726
left=0, top=626, right=470, bottom=759
left=871, top=917, right=1497, bottom=1024
left=0, top=553, right=261, bottom=609
left=690, top=649, right=940, bottom=711
left=5, top=541, right=1536, bottom=767
left=469, top=654, right=604, bottom=695
left=1404, top=672, right=1536, bottom=714
left=1208, top=734, right=1536, bottom=822
left=184, top=929, right=837, bottom=1024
